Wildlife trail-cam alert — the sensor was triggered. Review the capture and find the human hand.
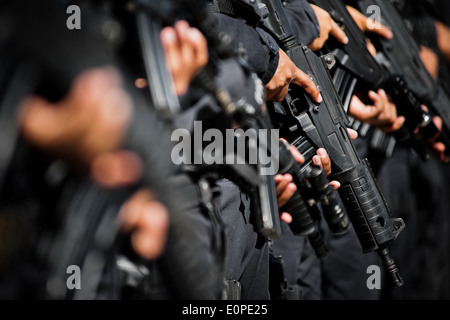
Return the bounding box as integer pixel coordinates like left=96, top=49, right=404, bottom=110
left=308, top=4, right=349, bottom=51
left=19, top=66, right=170, bottom=260
left=265, top=48, right=322, bottom=103
left=346, top=5, right=393, bottom=39
left=275, top=128, right=357, bottom=212
left=346, top=5, right=392, bottom=56
left=19, top=67, right=147, bottom=189
left=19, top=67, right=133, bottom=169
left=417, top=110, right=450, bottom=163
left=118, top=189, right=170, bottom=260
left=275, top=143, right=339, bottom=224
left=349, top=90, right=405, bottom=133
left=160, top=20, right=208, bottom=96
left=419, top=45, right=439, bottom=80
left=275, top=142, right=305, bottom=212
left=435, top=20, right=450, bottom=64
left=309, top=129, right=358, bottom=191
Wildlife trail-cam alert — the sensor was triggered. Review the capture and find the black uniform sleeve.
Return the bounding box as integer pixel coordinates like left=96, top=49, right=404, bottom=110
left=283, top=0, right=320, bottom=45
left=411, top=14, right=438, bottom=54
left=423, top=0, right=450, bottom=26
left=213, top=12, right=280, bottom=85
left=393, top=0, right=438, bottom=54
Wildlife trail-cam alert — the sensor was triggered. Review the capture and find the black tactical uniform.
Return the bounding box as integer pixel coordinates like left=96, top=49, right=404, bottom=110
left=211, top=12, right=282, bottom=300
left=376, top=0, right=450, bottom=300
left=210, top=0, right=328, bottom=300
left=268, top=0, right=324, bottom=300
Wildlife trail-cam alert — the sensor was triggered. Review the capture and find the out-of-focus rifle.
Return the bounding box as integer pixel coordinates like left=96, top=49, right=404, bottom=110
left=139, top=0, right=284, bottom=240
left=343, top=0, right=450, bottom=161
left=0, top=0, right=221, bottom=300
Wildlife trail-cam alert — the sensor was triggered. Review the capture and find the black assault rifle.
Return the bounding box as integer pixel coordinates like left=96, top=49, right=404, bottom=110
left=223, top=0, right=406, bottom=286
left=206, top=0, right=350, bottom=259
left=309, top=0, right=439, bottom=166
left=139, top=0, right=284, bottom=241
left=0, top=0, right=221, bottom=300
left=346, top=0, right=450, bottom=160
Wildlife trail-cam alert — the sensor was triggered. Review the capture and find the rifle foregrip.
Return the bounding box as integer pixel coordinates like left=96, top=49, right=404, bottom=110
left=308, top=230, right=329, bottom=260
left=330, top=159, right=405, bottom=253
left=284, top=191, right=316, bottom=236
left=283, top=190, right=329, bottom=260
left=278, top=140, right=317, bottom=236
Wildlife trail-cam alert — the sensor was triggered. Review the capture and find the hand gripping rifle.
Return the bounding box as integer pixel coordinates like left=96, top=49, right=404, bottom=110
left=278, top=139, right=350, bottom=260
left=138, top=0, right=286, bottom=241
left=308, top=0, right=439, bottom=165
left=185, top=0, right=349, bottom=257
left=223, top=0, right=405, bottom=286
left=346, top=0, right=450, bottom=160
